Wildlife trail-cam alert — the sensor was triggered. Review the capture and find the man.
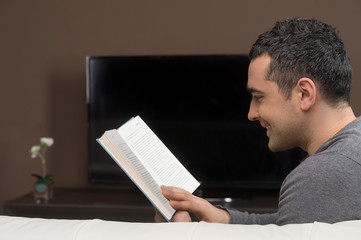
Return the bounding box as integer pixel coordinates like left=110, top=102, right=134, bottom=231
left=157, top=18, right=361, bottom=225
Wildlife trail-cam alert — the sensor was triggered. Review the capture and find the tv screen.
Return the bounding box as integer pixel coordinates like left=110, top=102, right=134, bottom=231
left=86, top=55, right=306, bottom=193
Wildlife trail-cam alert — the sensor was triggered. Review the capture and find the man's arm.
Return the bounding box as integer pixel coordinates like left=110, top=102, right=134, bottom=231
left=161, top=185, right=231, bottom=223
left=159, top=185, right=279, bottom=225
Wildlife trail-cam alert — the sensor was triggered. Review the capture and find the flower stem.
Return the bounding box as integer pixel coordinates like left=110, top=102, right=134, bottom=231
left=38, top=154, right=46, bottom=179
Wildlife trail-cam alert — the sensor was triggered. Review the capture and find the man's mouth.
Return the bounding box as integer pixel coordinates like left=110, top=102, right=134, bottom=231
left=262, top=124, right=271, bottom=136
left=261, top=122, right=270, bottom=130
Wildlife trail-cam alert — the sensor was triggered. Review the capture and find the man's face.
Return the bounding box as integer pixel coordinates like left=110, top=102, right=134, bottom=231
left=247, top=55, right=301, bottom=152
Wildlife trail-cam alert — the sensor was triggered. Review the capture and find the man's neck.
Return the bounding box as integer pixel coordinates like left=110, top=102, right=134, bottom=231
left=305, top=104, right=356, bottom=155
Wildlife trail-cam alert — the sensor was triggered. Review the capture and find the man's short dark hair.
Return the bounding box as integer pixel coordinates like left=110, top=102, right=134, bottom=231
left=249, top=18, right=352, bottom=106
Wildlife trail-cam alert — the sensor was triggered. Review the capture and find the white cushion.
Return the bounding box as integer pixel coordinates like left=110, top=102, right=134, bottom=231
left=1, top=215, right=361, bottom=240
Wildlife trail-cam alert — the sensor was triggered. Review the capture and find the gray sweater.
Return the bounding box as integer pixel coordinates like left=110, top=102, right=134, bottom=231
left=226, top=117, right=361, bottom=225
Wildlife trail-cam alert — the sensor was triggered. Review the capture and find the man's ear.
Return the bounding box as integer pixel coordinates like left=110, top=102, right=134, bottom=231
left=296, top=78, right=316, bottom=111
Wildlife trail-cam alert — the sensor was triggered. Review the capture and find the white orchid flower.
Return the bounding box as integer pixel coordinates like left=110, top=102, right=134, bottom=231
left=30, top=145, right=41, bottom=158
left=31, top=137, right=54, bottom=180
left=40, top=137, right=54, bottom=147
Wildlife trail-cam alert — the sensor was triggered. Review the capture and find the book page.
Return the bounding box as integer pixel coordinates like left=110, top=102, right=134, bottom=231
left=98, top=129, right=175, bottom=220
left=117, top=116, right=200, bottom=193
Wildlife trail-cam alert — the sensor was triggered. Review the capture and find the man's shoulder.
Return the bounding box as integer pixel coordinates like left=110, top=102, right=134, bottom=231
left=280, top=147, right=361, bottom=213
left=315, top=116, right=361, bottom=165
left=283, top=149, right=361, bottom=190
left=278, top=149, right=361, bottom=225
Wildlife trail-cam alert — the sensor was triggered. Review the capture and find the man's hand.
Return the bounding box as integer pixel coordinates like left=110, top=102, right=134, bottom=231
left=161, top=185, right=230, bottom=224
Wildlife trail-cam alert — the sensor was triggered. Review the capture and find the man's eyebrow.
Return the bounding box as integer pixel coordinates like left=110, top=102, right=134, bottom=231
left=246, top=87, right=264, bottom=94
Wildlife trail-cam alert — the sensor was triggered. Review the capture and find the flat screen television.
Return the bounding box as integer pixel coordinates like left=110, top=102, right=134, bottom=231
left=86, top=55, right=306, bottom=196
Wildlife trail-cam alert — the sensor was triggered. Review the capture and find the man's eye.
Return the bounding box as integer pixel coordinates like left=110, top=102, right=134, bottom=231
left=254, top=95, right=263, bottom=101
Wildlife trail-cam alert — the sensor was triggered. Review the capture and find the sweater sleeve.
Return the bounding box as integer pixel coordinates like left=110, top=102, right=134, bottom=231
left=216, top=205, right=278, bottom=225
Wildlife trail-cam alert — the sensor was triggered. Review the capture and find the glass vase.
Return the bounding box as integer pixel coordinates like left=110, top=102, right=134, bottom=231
left=33, top=182, right=54, bottom=203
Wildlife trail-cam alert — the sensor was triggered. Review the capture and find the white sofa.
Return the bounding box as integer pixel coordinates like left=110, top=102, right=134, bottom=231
left=1, top=215, right=361, bottom=240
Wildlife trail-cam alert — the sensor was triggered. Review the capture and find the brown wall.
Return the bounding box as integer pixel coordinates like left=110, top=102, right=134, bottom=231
left=1, top=0, right=361, bottom=213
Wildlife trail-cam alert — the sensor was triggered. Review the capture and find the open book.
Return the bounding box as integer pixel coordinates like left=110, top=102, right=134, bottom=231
left=97, top=116, right=200, bottom=221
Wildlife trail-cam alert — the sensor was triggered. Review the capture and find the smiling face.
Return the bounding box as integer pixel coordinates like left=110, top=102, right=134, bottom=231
left=247, top=55, right=302, bottom=152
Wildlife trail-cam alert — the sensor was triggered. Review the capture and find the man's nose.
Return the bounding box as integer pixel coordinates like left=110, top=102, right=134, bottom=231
left=248, top=101, right=260, bottom=121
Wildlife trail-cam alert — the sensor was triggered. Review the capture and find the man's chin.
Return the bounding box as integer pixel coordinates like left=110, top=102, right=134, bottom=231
left=268, top=141, right=291, bottom=152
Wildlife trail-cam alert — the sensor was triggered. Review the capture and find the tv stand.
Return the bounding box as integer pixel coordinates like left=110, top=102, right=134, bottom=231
left=200, top=187, right=279, bottom=213
left=4, top=187, right=278, bottom=222
left=4, top=187, right=155, bottom=222
left=206, top=197, right=251, bottom=204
